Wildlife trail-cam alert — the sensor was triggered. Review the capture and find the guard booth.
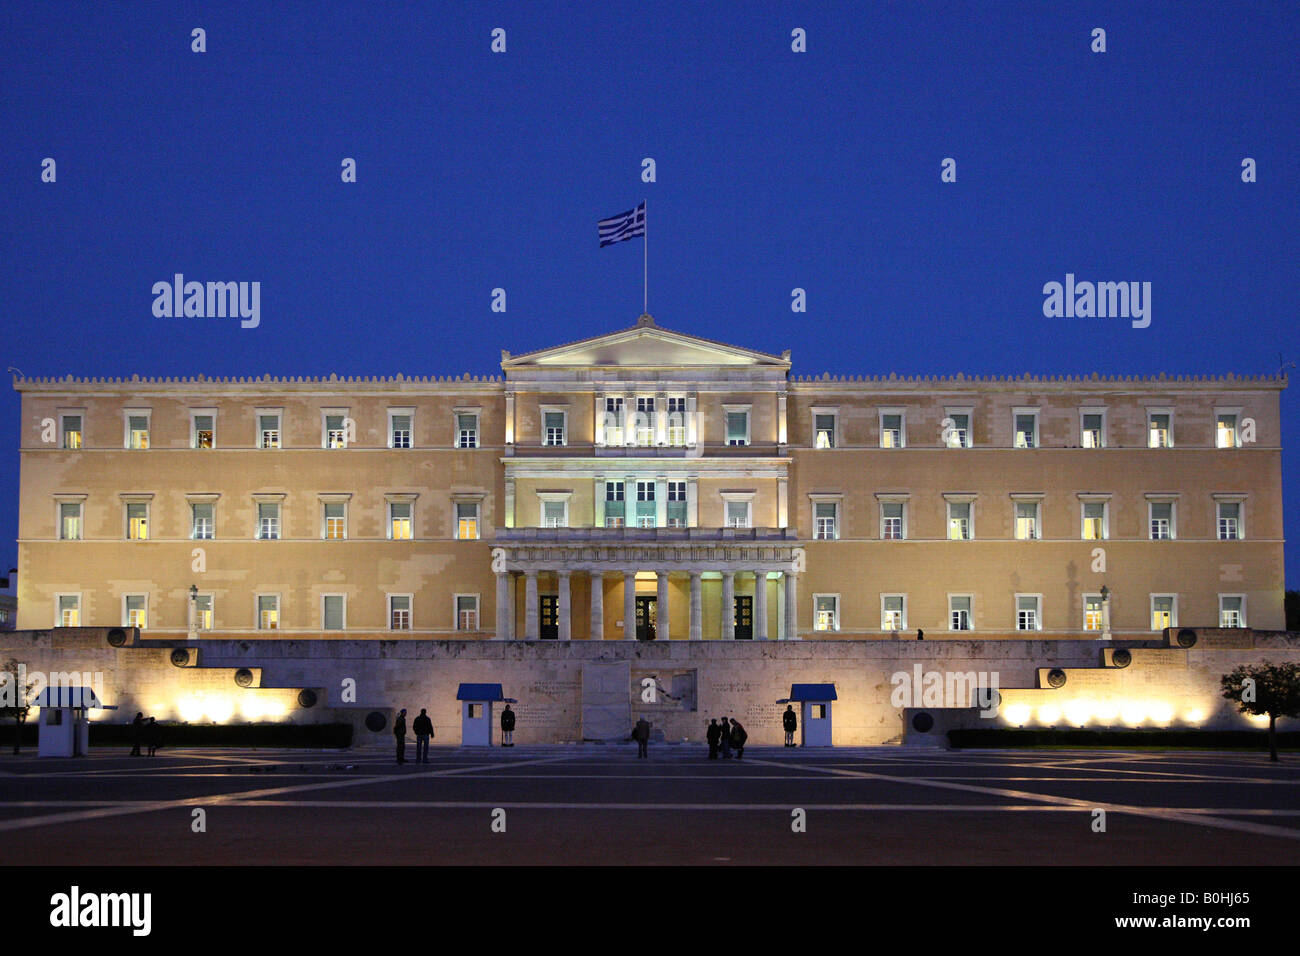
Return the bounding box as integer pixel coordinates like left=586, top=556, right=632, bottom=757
left=456, top=683, right=516, bottom=747
left=778, top=683, right=837, bottom=747
left=34, top=686, right=116, bottom=757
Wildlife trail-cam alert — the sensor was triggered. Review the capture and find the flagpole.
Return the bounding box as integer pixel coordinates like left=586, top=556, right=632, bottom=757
left=643, top=199, right=648, bottom=315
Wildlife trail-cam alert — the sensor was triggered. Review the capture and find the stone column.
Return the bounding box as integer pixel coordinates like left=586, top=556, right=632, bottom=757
left=623, top=571, right=637, bottom=641
left=524, top=570, right=539, bottom=640
left=656, top=571, right=671, bottom=641
left=784, top=571, right=799, bottom=641
left=753, top=571, right=768, bottom=641
left=495, top=571, right=512, bottom=640
left=721, top=571, right=735, bottom=640
left=689, top=572, right=703, bottom=640
left=589, top=572, right=604, bottom=640
left=557, top=571, right=571, bottom=641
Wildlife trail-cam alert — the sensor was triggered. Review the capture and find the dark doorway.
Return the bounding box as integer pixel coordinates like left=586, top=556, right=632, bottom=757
left=539, top=595, right=559, bottom=639
left=635, top=595, right=657, bottom=640
left=734, top=595, right=753, bottom=639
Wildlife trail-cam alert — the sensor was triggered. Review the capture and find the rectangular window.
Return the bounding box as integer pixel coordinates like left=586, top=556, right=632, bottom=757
left=947, top=501, right=971, bottom=540
left=945, top=413, right=970, bottom=449
left=544, top=411, right=566, bottom=446
left=1151, top=595, right=1175, bottom=631
left=191, top=502, right=214, bottom=540
left=323, top=502, right=347, bottom=540
left=58, top=594, right=80, bottom=627
left=1014, top=501, right=1039, bottom=540
left=192, top=413, right=215, bottom=449
left=125, top=594, right=147, bottom=629
left=666, top=397, right=687, bottom=445
left=1014, top=412, right=1038, bottom=449
left=881, top=595, right=905, bottom=631
left=59, top=502, right=83, bottom=540
left=604, top=481, right=625, bottom=526
left=456, top=595, right=479, bottom=631
left=1217, top=501, right=1241, bottom=540
left=604, top=398, right=624, bottom=445
left=126, top=502, right=149, bottom=540
left=194, top=593, right=214, bottom=630
left=259, top=413, right=281, bottom=449
left=1219, top=595, right=1244, bottom=628
left=725, top=500, right=750, bottom=528
left=1016, top=595, right=1040, bottom=631
left=127, top=414, right=150, bottom=449
left=258, top=594, right=279, bottom=630
left=634, top=482, right=657, bottom=527
left=542, top=500, right=567, bottom=528
left=390, top=595, right=411, bottom=631
left=814, top=594, right=839, bottom=631
left=1082, top=502, right=1106, bottom=540
left=1148, top=412, right=1172, bottom=448
left=1216, top=414, right=1238, bottom=449
left=390, top=413, right=412, bottom=449
left=1149, top=502, right=1173, bottom=540
left=325, top=414, right=348, bottom=449
left=635, top=398, right=655, bottom=445
left=457, top=413, right=478, bottom=449
left=456, top=502, right=480, bottom=540
left=949, top=595, right=971, bottom=631
left=814, top=502, right=838, bottom=540
left=390, top=502, right=413, bottom=540
left=881, top=502, right=904, bottom=540
left=62, top=415, right=83, bottom=450
left=725, top=411, right=749, bottom=446
left=880, top=413, right=903, bottom=449
left=258, top=502, right=281, bottom=540
left=814, top=413, right=837, bottom=449
left=1083, top=594, right=1103, bottom=631
left=1081, top=412, right=1104, bottom=448
left=666, top=481, right=687, bottom=527
left=323, top=595, right=345, bottom=630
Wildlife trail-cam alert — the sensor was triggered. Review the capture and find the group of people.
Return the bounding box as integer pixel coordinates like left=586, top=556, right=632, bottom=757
left=705, top=716, right=749, bottom=758
left=128, top=712, right=162, bottom=757
left=390, top=704, right=517, bottom=763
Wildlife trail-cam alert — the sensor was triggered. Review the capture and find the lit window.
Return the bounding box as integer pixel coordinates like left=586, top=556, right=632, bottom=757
left=947, top=501, right=971, bottom=540
left=125, top=594, right=147, bottom=629
left=1081, top=413, right=1104, bottom=448
left=258, top=503, right=281, bottom=540
left=1014, top=413, right=1037, bottom=449
left=324, top=503, right=346, bottom=540
left=192, top=414, right=215, bottom=449
left=544, top=411, right=566, bottom=446
left=390, top=414, right=412, bottom=449
left=814, top=413, right=836, bottom=449
left=815, top=594, right=839, bottom=631
left=390, top=595, right=411, bottom=630
left=666, top=481, right=687, bottom=527
left=949, top=596, right=971, bottom=631
left=58, top=594, right=80, bottom=627
left=1148, top=413, right=1172, bottom=448
left=258, top=595, right=279, bottom=629
left=635, top=398, right=655, bottom=446
left=945, top=413, right=970, bottom=449
left=325, top=414, right=348, bottom=449
left=1014, top=502, right=1039, bottom=540
left=1219, top=596, right=1244, bottom=628
left=725, top=500, right=750, bottom=528
left=881, top=502, right=904, bottom=540
left=1149, top=502, right=1173, bottom=540
left=1083, top=595, right=1103, bottom=631
left=323, top=595, right=345, bottom=630
left=1016, top=595, right=1040, bottom=631
left=126, top=503, right=149, bottom=540
left=62, top=415, right=83, bottom=449
left=604, top=481, right=625, bottom=527
left=666, top=397, right=687, bottom=445
left=604, top=398, right=624, bottom=445
left=880, top=413, right=903, bottom=448
left=60, top=502, right=83, bottom=540
left=194, top=593, right=213, bottom=630
left=814, top=502, right=838, bottom=540
left=542, top=500, right=567, bottom=528
left=1216, top=414, right=1238, bottom=449
left=636, top=481, right=657, bottom=528
left=1082, top=502, right=1106, bottom=540
left=259, top=414, right=281, bottom=449
left=456, top=502, right=479, bottom=540
left=457, top=595, right=479, bottom=631
left=881, top=595, right=904, bottom=631
left=1217, top=502, right=1241, bottom=540
left=1151, top=595, right=1174, bottom=631
left=390, top=502, right=413, bottom=540
left=457, top=413, right=478, bottom=449
left=127, top=415, right=150, bottom=449
left=191, top=503, right=214, bottom=540
left=725, top=411, right=749, bottom=446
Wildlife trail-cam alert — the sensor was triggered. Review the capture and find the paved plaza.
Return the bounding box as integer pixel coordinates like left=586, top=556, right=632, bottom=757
left=2, top=745, right=1296, bottom=865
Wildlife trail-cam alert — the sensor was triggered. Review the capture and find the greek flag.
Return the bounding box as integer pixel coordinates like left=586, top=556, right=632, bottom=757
left=598, top=202, right=646, bottom=247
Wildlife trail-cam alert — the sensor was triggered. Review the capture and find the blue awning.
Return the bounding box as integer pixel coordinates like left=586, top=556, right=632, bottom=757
left=456, top=683, right=514, bottom=702
left=781, top=683, right=837, bottom=703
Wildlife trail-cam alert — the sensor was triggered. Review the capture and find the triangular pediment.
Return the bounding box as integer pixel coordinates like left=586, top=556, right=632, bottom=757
left=502, top=317, right=789, bottom=370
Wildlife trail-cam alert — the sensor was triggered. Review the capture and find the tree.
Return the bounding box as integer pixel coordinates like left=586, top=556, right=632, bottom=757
left=1221, top=661, right=1300, bottom=762
left=1, top=659, right=37, bottom=755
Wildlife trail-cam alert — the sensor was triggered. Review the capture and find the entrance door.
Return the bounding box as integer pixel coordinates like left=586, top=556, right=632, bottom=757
left=539, top=595, right=559, bottom=640
left=734, top=595, right=753, bottom=640
left=635, top=596, right=657, bottom=640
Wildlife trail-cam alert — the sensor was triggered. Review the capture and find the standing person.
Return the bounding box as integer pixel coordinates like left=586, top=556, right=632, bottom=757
left=129, top=712, right=145, bottom=756
left=412, top=708, right=433, bottom=764
left=718, top=716, right=732, bottom=758
left=393, top=708, right=407, bottom=765
left=632, top=717, right=651, bottom=758
left=145, top=717, right=160, bottom=757
left=705, top=718, right=721, bottom=759
left=500, top=704, right=515, bottom=747
left=730, top=718, right=748, bottom=759
left=782, top=704, right=798, bottom=747
left=917, top=628, right=925, bottom=641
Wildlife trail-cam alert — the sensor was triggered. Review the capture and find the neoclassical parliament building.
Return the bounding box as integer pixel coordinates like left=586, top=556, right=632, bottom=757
left=12, top=315, right=1287, bottom=645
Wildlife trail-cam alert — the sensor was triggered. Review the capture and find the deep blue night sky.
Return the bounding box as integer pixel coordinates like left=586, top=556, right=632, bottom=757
left=2, top=2, right=1297, bottom=583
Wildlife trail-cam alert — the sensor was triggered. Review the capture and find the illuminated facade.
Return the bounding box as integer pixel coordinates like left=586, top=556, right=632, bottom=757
left=12, top=315, right=1287, bottom=641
